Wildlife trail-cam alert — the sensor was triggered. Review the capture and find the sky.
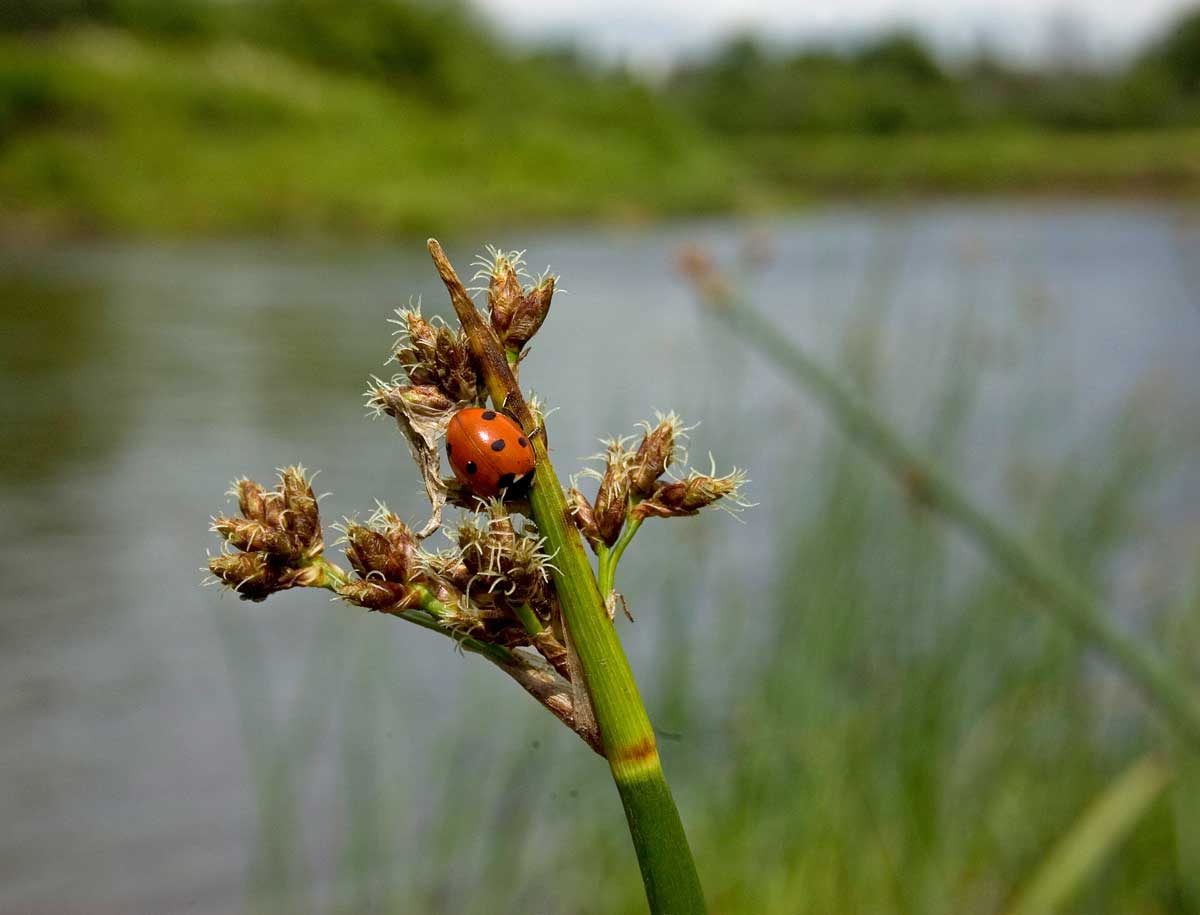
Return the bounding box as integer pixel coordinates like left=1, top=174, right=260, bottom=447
left=473, top=0, right=1197, bottom=71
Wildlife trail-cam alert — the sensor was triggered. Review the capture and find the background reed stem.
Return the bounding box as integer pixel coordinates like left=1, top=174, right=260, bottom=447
left=708, top=290, right=1200, bottom=750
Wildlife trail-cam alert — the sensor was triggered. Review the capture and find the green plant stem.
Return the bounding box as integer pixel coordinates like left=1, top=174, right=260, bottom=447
left=527, top=457, right=705, bottom=910
left=312, top=559, right=514, bottom=665
left=713, top=291, right=1200, bottom=749
left=512, top=601, right=544, bottom=635
left=598, top=514, right=643, bottom=599
left=309, top=557, right=598, bottom=746
left=431, top=239, right=706, bottom=913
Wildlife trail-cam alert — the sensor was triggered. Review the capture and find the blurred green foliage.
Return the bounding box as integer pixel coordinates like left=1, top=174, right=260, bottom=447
left=0, top=15, right=732, bottom=235
left=668, top=33, right=965, bottom=135
left=1, top=1, right=1199, bottom=236
left=0, top=0, right=216, bottom=37
left=669, top=16, right=1200, bottom=135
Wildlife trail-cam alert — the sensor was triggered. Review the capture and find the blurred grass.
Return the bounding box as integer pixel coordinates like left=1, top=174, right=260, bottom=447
left=2, top=24, right=1200, bottom=239
left=0, top=27, right=738, bottom=237
left=1005, top=752, right=1173, bottom=915
left=219, top=301, right=1197, bottom=914
left=733, top=129, right=1200, bottom=197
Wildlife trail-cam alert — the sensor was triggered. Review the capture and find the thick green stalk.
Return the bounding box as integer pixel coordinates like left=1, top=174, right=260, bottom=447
left=716, top=293, right=1200, bottom=749
left=430, top=240, right=707, bottom=913
left=529, top=457, right=706, bottom=911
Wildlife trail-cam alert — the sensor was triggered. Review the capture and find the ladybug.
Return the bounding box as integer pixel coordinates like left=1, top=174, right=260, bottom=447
left=446, top=408, right=536, bottom=498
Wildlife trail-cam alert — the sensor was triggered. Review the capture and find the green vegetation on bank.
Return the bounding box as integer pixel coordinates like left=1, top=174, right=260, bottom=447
left=733, top=128, right=1200, bottom=196
left=0, top=28, right=736, bottom=237
left=2, top=1, right=1200, bottom=237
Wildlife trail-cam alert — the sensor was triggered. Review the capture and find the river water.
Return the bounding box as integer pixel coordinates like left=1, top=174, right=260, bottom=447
left=1, top=200, right=1198, bottom=912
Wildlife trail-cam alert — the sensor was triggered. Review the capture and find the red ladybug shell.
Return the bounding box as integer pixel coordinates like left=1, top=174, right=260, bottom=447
left=446, top=408, right=535, bottom=498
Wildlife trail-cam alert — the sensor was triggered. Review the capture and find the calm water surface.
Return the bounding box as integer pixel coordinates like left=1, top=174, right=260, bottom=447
left=1, top=201, right=1198, bottom=912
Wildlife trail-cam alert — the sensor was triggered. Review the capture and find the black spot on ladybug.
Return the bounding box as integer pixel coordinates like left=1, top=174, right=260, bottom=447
left=498, top=472, right=515, bottom=489
left=518, top=436, right=528, bottom=447
left=446, top=442, right=452, bottom=456
left=507, top=470, right=534, bottom=496
left=465, top=460, right=477, bottom=475
left=491, top=439, right=506, bottom=452
left=481, top=410, right=497, bottom=421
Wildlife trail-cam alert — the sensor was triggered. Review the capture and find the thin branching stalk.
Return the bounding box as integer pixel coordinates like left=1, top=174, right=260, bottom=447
left=312, top=556, right=600, bottom=752
left=429, top=240, right=707, bottom=913
left=598, top=509, right=643, bottom=600
left=700, top=282, right=1200, bottom=750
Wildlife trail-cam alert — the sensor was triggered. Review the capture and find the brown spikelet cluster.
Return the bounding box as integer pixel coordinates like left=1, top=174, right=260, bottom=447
left=566, top=484, right=600, bottom=550
left=632, top=469, right=749, bottom=520
left=393, top=310, right=479, bottom=403
left=592, top=438, right=634, bottom=547
left=475, top=247, right=556, bottom=355
left=368, top=304, right=493, bottom=536
left=336, top=508, right=422, bottom=610
left=630, top=418, right=675, bottom=498
left=208, top=467, right=328, bottom=601
left=331, top=502, right=572, bottom=679
left=451, top=504, right=555, bottom=619
left=569, top=412, right=749, bottom=550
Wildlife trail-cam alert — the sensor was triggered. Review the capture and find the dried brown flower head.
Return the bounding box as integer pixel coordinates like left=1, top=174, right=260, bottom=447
left=630, top=411, right=690, bottom=498
left=591, top=437, right=634, bottom=547
left=505, top=274, right=554, bottom=350
left=473, top=247, right=556, bottom=352
left=483, top=248, right=524, bottom=335
left=633, top=466, right=750, bottom=521
left=567, top=484, right=601, bottom=549
left=208, top=466, right=327, bottom=600
left=392, top=307, right=479, bottom=404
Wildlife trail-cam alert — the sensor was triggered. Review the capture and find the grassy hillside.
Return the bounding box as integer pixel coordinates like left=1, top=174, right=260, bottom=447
left=1, top=19, right=1199, bottom=238
left=0, top=27, right=739, bottom=237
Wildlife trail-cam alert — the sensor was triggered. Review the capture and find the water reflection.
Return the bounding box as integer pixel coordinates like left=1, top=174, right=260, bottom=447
left=0, top=275, right=129, bottom=481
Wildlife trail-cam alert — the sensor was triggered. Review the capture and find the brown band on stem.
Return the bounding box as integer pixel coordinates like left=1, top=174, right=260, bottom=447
left=611, top=735, right=659, bottom=767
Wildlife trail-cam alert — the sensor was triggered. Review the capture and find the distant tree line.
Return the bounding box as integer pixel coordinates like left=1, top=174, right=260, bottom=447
left=667, top=17, right=1200, bottom=133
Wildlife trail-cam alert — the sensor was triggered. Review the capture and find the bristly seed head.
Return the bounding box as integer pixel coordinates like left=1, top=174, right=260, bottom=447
left=208, top=466, right=326, bottom=600
left=505, top=274, right=554, bottom=350
left=336, top=506, right=422, bottom=610
left=211, top=467, right=323, bottom=561
left=366, top=381, right=456, bottom=422
left=630, top=411, right=691, bottom=498
left=392, top=308, right=440, bottom=388
left=450, top=503, right=555, bottom=611
left=567, top=483, right=601, bottom=549
left=207, top=551, right=275, bottom=602
left=477, top=246, right=525, bottom=335
left=472, top=245, right=556, bottom=352
left=392, top=307, right=479, bottom=403
left=592, top=437, right=635, bottom=546
left=341, top=507, right=418, bottom=583
left=632, top=464, right=751, bottom=521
